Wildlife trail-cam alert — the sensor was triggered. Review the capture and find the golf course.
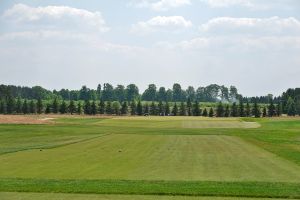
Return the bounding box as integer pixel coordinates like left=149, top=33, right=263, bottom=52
left=0, top=116, right=300, bottom=199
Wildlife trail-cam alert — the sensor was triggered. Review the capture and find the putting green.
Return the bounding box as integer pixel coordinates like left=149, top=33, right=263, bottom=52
left=0, top=134, right=299, bottom=182
left=0, top=192, right=292, bottom=200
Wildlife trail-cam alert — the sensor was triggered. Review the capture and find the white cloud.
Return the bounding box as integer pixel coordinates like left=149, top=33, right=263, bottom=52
left=200, top=17, right=300, bottom=36
left=200, top=0, right=252, bottom=7
left=2, top=4, right=109, bottom=32
left=131, top=16, right=192, bottom=34
left=130, top=0, right=191, bottom=11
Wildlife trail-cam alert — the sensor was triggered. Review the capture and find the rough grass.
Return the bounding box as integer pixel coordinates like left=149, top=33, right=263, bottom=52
left=1, top=179, right=300, bottom=199
left=0, top=192, right=295, bottom=200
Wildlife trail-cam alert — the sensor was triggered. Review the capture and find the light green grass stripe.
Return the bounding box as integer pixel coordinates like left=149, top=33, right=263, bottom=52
left=1, top=179, right=300, bottom=199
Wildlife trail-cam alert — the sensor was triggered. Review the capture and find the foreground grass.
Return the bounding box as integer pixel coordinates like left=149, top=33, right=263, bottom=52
left=1, top=179, right=300, bottom=199
left=0, top=192, right=294, bottom=200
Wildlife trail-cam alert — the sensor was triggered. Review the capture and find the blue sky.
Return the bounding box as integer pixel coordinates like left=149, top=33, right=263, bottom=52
left=0, top=0, right=300, bottom=96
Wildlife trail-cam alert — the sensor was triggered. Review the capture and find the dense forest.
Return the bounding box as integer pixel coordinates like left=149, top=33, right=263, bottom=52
left=0, top=83, right=299, bottom=117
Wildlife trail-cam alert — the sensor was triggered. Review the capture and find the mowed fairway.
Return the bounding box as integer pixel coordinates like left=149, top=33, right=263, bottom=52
left=0, top=134, right=300, bottom=182
left=0, top=116, right=300, bottom=199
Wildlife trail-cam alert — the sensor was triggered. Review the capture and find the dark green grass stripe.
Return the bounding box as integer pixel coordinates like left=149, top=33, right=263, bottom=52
left=1, top=179, right=300, bottom=199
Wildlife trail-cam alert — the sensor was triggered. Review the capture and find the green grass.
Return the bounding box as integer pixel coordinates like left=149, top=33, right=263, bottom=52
left=0, top=192, right=294, bottom=200
left=0, top=116, right=300, bottom=199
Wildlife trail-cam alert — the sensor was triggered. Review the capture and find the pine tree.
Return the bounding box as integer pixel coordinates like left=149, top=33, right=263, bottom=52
left=202, top=108, right=208, bottom=117
left=137, top=100, right=143, bottom=116
left=150, top=102, right=157, bottom=115
left=106, top=101, right=112, bottom=114
left=268, top=98, right=276, bottom=117
left=187, top=97, right=192, bottom=116
left=231, top=102, right=238, bottom=117
left=77, top=102, right=82, bottom=114
left=224, top=104, right=230, bottom=117
left=36, top=98, right=43, bottom=114
left=68, top=100, right=76, bottom=115
left=262, top=107, right=267, bottom=117
left=276, top=102, right=282, bottom=116
left=0, top=99, right=7, bottom=114
left=52, top=98, right=59, bottom=114
left=84, top=100, right=91, bottom=115
left=208, top=107, right=214, bottom=117
left=179, top=102, right=186, bottom=116
left=286, top=97, right=296, bottom=116
left=60, top=100, right=68, bottom=114
left=16, top=98, right=22, bottom=114
left=130, top=101, right=136, bottom=115
left=172, top=103, right=178, bottom=116
left=99, top=99, right=105, bottom=114
left=239, top=99, right=245, bottom=117
left=144, top=103, right=149, bottom=114
left=245, top=101, right=251, bottom=117
left=29, top=100, right=36, bottom=114
left=158, top=101, right=164, bottom=116
left=193, top=101, right=201, bottom=116
left=121, top=101, right=128, bottom=115
left=91, top=101, right=97, bottom=115
left=216, top=102, right=224, bottom=117
left=22, top=99, right=28, bottom=114
left=112, top=101, right=121, bottom=115
left=252, top=100, right=261, bottom=118
left=165, top=102, right=170, bottom=116
left=45, top=104, right=51, bottom=114
left=6, top=96, right=15, bottom=114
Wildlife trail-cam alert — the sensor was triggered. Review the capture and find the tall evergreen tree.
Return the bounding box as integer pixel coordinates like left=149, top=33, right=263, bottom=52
left=262, top=107, right=267, bottom=117
left=0, top=99, right=6, bottom=114
left=121, top=101, right=128, bottom=115
left=216, top=102, right=224, bottom=117
left=224, top=104, right=230, bottom=117
left=245, top=101, right=251, bottom=117
left=45, top=103, right=51, bottom=114
left=144, top=103, right=149, bottom=114
left=106, top=101, right=112, bottom=114
left=99, top=99, right=105, bottom=114
left=165, top=102, right=170, bottom=116
left=208, top=107, right=214, bottom=117
left=68, top=100, right=76, bottom=115
left=193, top=101, right=201, bottom=116
left=286, top=97, right=296, bottom=116
left=172, top=103, right=178, bottom=116
left=16, top=98, right=22, bottom=114
left=77, top=102, right=82, bottom=114
left=276, top=102, right=282, bottom=116
left=22, top=99, right=28, bottom=114
left=186, top=97, right=192, bottom=116
left=268, top=98, right=276, bottom=117
left=52, top=98, right=59, bottom=114
left=37, top=98, right=43, bottom=114
left=91, top=101, right=97, bottom=115
left=150, top=102, right=157, bottom=115
left=60, top=100, right=68, bottom=114
left=252, top=100, right=261, bottom=118
left=130, top=101, right=136, bottom=115
left=202, top=108, right=208, bottom=117
left=158, top=101, right=164, bottom=115
left=231, top=102, right=238, bottom=117
left=84, top=100, right=91, bottom=115
left=6, top=96, right=15, bottom=114
left=29, top=100, right=36, bottom=114
left=239, top=99, right=245, bottom=117
left=179, top=102, right=186, bottom=116
left=137, top=100, right=143, bottom=116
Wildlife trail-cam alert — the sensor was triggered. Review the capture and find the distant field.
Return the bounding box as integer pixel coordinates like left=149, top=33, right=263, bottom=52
left=0, top=115, right=300, bottom=199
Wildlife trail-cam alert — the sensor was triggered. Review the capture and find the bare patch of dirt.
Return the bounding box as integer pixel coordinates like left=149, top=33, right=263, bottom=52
left=0, top=115, right=56, bottom=124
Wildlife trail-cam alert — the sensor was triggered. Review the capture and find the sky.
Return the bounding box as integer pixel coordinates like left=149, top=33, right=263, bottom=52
left=0, top=0, right=300, bottom=96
